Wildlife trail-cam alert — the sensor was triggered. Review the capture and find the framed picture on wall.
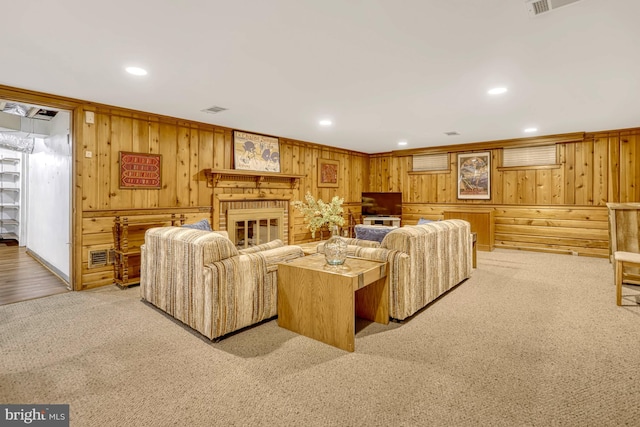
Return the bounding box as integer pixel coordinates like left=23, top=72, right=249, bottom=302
left=233, top=130, right=281, bottom=172
left=119, top=151, right=162, bottom=189
left=318, top=158, right=340, bottom=188
left=457, top=152, right=490, bottom=199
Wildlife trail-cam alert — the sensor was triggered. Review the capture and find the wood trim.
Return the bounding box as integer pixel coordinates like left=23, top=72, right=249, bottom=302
left=72, top=108, right=82, bottom=290
left=407, top=169, right=452, bottom=175
left=388, top=132, right=586, bottom=157
left=0, top=84, right=82, bottom=110
left=205, top=168, right=305, bottom=189
left=83, top=207, right=211, bottom=218
left=497, top=164, right=562, bottom=172
left=279, top=137, right=370, bottom=157
left=608, top=135, right=620, bottom=203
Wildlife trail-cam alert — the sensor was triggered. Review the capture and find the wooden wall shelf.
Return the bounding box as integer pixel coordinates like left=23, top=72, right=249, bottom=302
left=204, top=169, right=305, bottom=189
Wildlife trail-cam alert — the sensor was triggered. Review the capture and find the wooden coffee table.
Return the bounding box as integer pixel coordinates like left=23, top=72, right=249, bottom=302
left=277, top=254, right=388, bottom=352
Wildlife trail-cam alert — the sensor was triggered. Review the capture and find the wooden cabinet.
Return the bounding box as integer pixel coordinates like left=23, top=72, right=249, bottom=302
left=443, top=208, right=494, bottom=251
left=113, top=214, right=184, bottom=287
left=607, top=203, right=640, bottom=284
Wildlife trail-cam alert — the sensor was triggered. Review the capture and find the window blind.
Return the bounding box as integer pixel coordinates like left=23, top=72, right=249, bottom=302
left=412, top=153, right=448, bottom=171
left=503, top=145, right=556, bottom=167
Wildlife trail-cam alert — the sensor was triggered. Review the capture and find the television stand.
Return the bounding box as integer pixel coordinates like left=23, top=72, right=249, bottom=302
left=362, top=216, right=401, bottom=227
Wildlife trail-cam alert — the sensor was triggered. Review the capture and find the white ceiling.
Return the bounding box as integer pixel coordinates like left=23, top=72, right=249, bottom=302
left=1, top=0, right=639, bottom=154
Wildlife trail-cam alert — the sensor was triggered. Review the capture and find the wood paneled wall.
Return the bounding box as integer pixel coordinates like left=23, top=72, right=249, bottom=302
left=3, top=84, right=640, bottom=290
left=370, top=130, right=640, bottom=258
left=76, top=106, right=369, bottom=289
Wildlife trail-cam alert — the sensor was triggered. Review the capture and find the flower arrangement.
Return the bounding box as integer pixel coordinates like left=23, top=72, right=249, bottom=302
left=291, top=191, right=345, bottom=238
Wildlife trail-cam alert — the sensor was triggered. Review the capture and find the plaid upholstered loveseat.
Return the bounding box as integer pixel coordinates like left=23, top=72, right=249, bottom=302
left=140, top=227, right=304, bottom=340
left=323, top=219, right=473, bottom=321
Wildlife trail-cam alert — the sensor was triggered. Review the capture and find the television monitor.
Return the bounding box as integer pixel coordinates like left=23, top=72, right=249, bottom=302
left=361, top=192, right=402, bottom=217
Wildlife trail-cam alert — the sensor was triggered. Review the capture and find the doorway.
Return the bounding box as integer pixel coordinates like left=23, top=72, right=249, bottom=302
left=0, top=100, right=72, bottom=305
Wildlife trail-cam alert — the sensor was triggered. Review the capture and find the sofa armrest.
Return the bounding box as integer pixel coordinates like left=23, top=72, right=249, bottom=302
left=260, top=245, right=305, bottom=273
left=239, top=239, right=284, bottom=254
left=342, top=237, right=382, bottom=248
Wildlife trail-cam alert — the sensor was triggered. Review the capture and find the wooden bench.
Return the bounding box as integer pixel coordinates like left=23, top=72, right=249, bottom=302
left=614, top=251, right=640, bottom=306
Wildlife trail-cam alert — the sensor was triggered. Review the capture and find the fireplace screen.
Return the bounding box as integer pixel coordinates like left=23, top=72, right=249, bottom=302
left=227, top=208, right=284, bottom=249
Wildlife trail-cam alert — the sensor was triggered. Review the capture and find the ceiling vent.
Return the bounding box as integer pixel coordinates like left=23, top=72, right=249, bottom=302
left=201, top=106, right=228, bottom=114
left=525, top=0, right=582, bottom=16
left=444, top=131, right=460, bottom=136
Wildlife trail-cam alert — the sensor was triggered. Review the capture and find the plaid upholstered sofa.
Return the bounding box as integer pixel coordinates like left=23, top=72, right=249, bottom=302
left=322, top=219, right=473, bottom=321
left=140, top=227, right=304, bottom=340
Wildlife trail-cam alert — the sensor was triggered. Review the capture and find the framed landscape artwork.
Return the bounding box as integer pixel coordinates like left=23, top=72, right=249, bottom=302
left=457, top=152, right=490, bottom=199
left=318, top=158, right=339, bottom=188
left=233, top=130, right=281, bottom=172
left=119, top=151, right=162, bottom=189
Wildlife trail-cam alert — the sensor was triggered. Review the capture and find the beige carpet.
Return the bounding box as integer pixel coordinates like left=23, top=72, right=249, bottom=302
left=1, top=249, right=639, bottom=426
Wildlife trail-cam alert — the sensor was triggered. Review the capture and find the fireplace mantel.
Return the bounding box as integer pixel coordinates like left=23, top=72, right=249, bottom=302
left=204, top=169, right=305, bottom=189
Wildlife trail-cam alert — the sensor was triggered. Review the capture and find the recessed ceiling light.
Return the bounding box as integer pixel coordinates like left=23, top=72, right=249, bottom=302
left=125, top=66, right=148, bottom=76
left=319, top=119, right=332, bottom=126
left=524, top=127, right=538, bottom=133
left=398, top=141, right=408, bottom=146
left=487, top=87, right=507, bottom=95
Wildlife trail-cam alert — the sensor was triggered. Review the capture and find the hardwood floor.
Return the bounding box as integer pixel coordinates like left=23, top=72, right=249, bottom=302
left=0, top=242, right=69, bottom=306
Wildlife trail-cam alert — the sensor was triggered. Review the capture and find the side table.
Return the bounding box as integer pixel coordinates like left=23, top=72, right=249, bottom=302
left=277, top=254, right=388, bottom=352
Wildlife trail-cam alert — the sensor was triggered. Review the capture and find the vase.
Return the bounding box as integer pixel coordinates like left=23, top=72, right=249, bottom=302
left=324, top=225, right=347, bottom=266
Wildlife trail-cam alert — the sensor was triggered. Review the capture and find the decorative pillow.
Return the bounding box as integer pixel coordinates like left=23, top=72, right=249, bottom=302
left=417, top=218, right=433, bottom=225
left=182, top=219, right=213, bottom=231
left=355, top=224, right=397, bottom=243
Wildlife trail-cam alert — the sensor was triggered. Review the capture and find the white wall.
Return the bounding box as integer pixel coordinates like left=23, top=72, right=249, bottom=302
left=26, top=111, right=71, bottom=282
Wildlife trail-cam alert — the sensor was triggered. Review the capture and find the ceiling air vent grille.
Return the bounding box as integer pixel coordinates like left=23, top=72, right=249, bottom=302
left=201, top=106, right=228, bottom=114
left=529, top=0, right=550, bottom=15
left=526, top=0, right=582, bottom=16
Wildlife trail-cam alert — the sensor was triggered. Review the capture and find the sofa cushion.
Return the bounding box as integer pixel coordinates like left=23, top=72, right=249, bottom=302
left=417, top=218, right=434, bottom=225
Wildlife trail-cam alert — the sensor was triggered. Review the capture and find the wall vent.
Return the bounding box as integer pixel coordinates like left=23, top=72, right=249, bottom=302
left=525, top=0, right=582, bottom=16
left=201, top=106, right=228, bottom=114
left=444, top=131, right=460, bottom=136
left=88, top=249, right=114, bottom=268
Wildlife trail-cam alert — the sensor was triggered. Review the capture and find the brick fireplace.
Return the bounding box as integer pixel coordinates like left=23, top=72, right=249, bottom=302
left=205, top=169, right=304, bottom=246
